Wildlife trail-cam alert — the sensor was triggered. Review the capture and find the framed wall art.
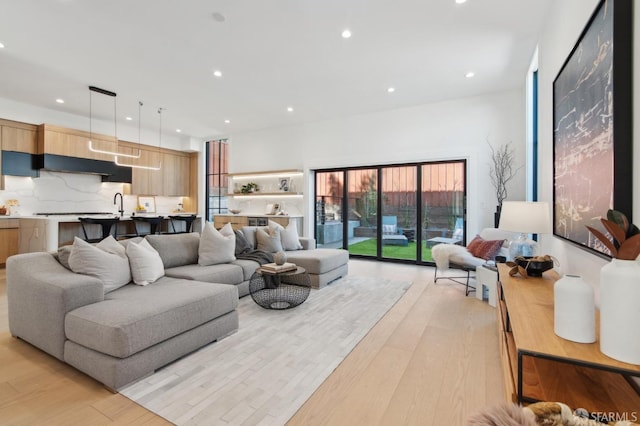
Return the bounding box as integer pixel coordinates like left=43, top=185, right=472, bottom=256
left=552, top=0, right=632, bottom=257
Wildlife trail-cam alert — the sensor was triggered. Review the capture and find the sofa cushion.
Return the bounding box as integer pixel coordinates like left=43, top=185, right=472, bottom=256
left=199, top=222, right=236, bottom=266
left=65, top=277, right=238, bottom=358
left=165, top=263, right=244, bottom=285
left=145, top=233, right=199, bottom=268
left=68, top=236, right=131, bottom=294
left=126, top=239, right=165, bottom=285
left=231, top=259, right=261, bottom=281
left=285, top=249, right=349, bottom=275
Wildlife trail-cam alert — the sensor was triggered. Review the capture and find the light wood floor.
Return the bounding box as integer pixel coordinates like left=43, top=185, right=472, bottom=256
left=0, top=260, right=504, bottom=425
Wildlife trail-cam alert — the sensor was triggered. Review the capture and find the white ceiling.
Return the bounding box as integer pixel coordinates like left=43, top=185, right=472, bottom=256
left=0, top=0, right=552, bottom=141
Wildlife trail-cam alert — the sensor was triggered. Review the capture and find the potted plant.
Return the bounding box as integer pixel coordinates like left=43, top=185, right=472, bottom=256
left=586, top=209, right=640, bottom=364
left=488, top=142, right=519, bottom=227
left=241, top=182, right=259, bottom=193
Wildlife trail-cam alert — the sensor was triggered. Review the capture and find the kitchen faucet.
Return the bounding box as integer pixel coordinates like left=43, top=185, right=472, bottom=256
left=114, top=192, right=124, bottom=217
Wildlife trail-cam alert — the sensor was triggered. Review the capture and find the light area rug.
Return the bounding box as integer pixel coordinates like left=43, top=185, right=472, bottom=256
left=120, top=275, right=411, bottom=426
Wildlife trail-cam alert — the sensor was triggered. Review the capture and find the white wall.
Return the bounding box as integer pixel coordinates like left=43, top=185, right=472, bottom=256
left=537, top=0, right=640, bottom=297
left=229, top=89, right=527, bottom=237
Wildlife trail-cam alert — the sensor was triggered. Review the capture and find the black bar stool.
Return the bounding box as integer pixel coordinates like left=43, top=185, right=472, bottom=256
left=132, top=216, right=165, bottom=236
left=168, top=214, right=197, bottom=233
left=78, top=217, right=120, bottom=242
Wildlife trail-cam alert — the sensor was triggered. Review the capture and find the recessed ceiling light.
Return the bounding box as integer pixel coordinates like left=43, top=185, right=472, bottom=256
left=341, top=29, right=352, bottom=39
left=212, top=12, right=226, bottom=22
left=0, top=42, right=5, bottom=49
left=125, top=116, right=133, bottom=121
left=387, top=87, right=395, bottom=93
left=224, top=119, right=230, bottom=124
left=55, top=98, right=64, bottom=104
left=465, top=71, right=475, bottom=78
left=176, top=129, right=182, bottom=133
left=455, top=0, right=468, bottom=4
left=213, top=70, right=222, bottom=77
left=287, top=107, right=294, bottom=112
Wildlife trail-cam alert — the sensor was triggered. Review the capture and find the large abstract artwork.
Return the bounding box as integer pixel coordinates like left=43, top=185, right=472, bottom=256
left=553, top=0, right=632, bottom=257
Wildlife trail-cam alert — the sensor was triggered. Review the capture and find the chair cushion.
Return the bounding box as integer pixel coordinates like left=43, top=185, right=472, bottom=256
left=231, top=259, right=260, bottom=281
left=65, top=277, right=238, bottom=358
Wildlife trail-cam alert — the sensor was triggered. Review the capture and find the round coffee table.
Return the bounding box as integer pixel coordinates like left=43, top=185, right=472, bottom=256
left=249, top=266, right=311, bottom=310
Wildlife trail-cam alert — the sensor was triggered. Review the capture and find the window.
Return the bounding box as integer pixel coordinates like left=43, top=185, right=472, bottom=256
left=205, top=139, right=229, bottom=221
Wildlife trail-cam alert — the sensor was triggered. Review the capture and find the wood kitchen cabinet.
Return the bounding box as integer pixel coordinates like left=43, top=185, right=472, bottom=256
left=1, top=119, right=39, bottom=189
left=162, top=151, right=191, bottom=196
left=0, top=219, right=20, bottom=266
left=38, top=124, right=118, bottom=161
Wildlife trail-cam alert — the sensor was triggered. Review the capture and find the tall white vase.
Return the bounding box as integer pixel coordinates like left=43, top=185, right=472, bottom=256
left=599, top=258, right=640, bottom=365
left=554, top=275, right=595, bottom=343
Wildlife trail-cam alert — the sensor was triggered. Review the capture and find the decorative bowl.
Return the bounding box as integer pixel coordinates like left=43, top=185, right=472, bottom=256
left=229, top=209, right=241, bottom=215
left=514, top=256, right=554, bottom=277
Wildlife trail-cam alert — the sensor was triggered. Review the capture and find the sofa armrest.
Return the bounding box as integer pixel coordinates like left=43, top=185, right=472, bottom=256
left=299, top=237, right=316, bottom=250
left=7, top=252, right=105, bottom=360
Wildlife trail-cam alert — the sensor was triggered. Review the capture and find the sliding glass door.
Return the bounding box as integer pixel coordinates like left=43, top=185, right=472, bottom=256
left=314, top=160, right=466, bottom=265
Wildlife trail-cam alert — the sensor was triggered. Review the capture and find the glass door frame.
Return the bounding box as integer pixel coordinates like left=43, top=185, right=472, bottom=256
left=314, top=159, right=467, bottom=266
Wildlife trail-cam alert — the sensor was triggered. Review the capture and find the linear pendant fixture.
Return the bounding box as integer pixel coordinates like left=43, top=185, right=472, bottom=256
left=87, top=86, right=141, bottom=159
left=115, top=105, right=162, bottom=170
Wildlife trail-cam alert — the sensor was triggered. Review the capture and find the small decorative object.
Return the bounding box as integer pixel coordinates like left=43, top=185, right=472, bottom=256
left=229, top=209, right=241, bottom=215
left=586, top=209, right=640, bottom=364
left=488, top=142, right=520, bottom=227
left=137, top=196, right=156, bottom=213
left=0, top=206, right=6, bottom=215
left=241, top=182, right=259, bottom=193
left=6, top=199, right=19, bottom=216
left=554, top=275, right=595, bottom=343
left=279, top=177, right=290, bottom=192
left=506, top=255, right=554, bottom=278
left=274, top=251, right=287, bottom=265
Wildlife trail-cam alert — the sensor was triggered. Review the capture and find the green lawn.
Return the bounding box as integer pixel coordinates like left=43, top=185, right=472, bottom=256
left=348, top=238, right=433, bottom=261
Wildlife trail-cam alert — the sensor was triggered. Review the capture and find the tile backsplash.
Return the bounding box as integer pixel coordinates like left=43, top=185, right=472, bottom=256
left=1, top=171, right=183, bottom=215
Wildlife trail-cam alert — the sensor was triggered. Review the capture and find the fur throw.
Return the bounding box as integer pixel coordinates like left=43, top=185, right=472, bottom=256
left=468, top=402, right=639, bottom=426
left=431, top=243, right=473, bottom=270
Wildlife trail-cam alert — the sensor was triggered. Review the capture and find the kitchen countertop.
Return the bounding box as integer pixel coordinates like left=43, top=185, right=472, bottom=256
left=16, top=213, right=200, bottom=223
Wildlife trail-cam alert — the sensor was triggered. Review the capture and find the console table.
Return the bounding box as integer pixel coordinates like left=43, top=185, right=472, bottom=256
left=496, top=263, right=640, bottom=413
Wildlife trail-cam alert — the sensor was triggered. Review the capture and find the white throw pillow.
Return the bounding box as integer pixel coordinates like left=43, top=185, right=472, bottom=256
left=256, top=226, right=284, bottom=253
left=199, top=222, right=236, bottom=266
left=126, top=239, right=165, bottom=286
left=382, top=224, right=397, bottom=234
left=68, top=236, right=131, bottom=293
left=281, top=222, right=303, bottom=251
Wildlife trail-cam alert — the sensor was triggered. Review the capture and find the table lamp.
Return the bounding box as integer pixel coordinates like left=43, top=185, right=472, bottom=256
left=498, top=201, right=551, bottom=259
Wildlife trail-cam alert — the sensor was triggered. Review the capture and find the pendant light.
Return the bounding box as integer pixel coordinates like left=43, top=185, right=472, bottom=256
left=87, top=86, right=141, bottom=159
left=115, top=104, right=162, bottom=170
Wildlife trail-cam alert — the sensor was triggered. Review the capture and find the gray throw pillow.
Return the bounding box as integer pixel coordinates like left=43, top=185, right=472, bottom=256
left=126, top=238, right=165, bottom=285
left=68, top=236, right=131, bottom=293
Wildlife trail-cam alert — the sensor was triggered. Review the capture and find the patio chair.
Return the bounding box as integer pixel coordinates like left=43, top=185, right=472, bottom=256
left=381, top=216, right=408, bottom=246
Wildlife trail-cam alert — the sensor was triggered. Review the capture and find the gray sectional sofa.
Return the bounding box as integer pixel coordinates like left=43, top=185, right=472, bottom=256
left=6, top=228, right=348, bottom=390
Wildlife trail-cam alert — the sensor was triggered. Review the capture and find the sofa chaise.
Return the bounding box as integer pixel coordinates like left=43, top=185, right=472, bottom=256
left=7, top=224, right=348, bottom=390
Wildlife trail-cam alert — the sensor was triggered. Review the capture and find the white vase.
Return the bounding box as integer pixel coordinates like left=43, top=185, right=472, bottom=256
left=554, top=274, right=595, bottom=343
left=600, top=258, right=640, bottom=364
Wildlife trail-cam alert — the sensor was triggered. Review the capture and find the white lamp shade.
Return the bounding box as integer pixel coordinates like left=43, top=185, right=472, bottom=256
left=498, top=201, right=551, bottom=234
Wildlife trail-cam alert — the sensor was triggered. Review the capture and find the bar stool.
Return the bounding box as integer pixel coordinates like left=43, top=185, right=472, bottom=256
left=132, top=216, right=165, bottom=236
left=78, top=217, right=120, bottom=242
left=168, top=214, right=197, bottom=233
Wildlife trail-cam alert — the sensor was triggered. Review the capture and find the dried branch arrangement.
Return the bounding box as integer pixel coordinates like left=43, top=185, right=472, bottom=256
left=489, top=142, right=519, bottom=206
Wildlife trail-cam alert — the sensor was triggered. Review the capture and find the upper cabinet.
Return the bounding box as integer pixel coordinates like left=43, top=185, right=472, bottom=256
left=0, top=119, right=39, bottom=189
left=38, top=124, right=118, bottom=161
left=228, top=169, right=304, bottom=197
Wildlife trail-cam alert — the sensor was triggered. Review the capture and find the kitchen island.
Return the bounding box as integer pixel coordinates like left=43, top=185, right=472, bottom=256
left=18, top=213, right=201, bottom=253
